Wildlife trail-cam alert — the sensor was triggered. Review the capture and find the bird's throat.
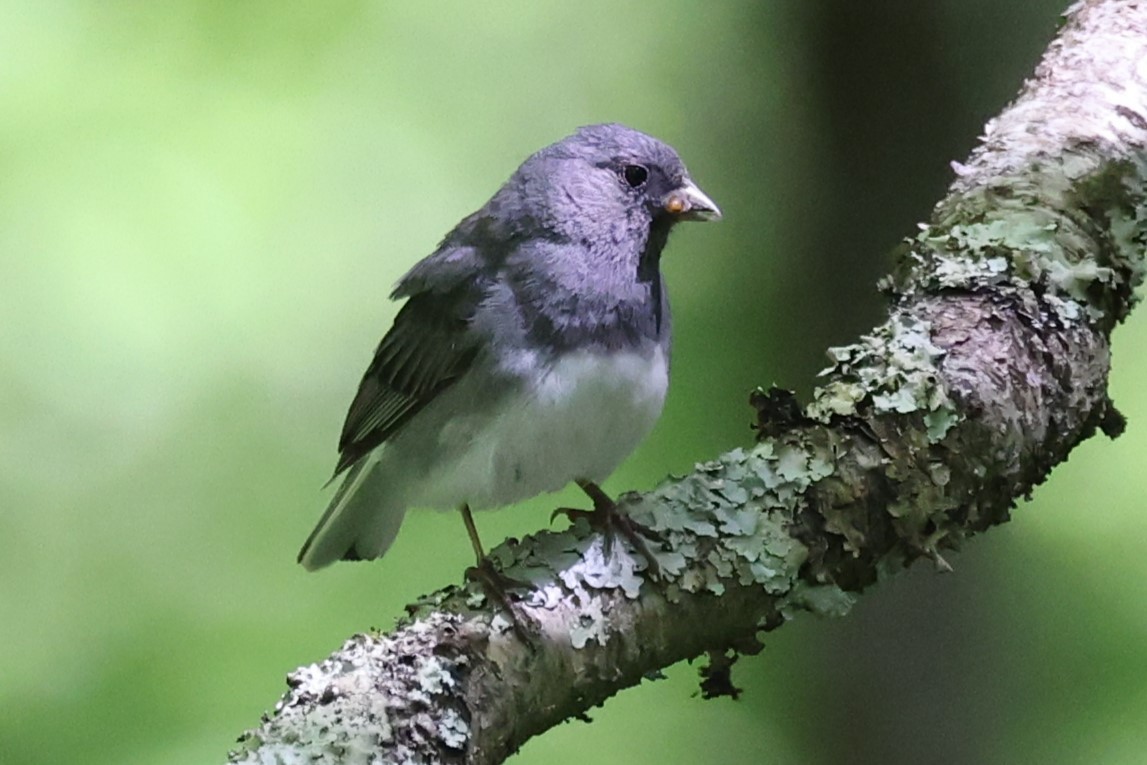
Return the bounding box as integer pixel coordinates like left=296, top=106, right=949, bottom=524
left=637, top=216, right=674, bottom=334
left=637, top=216, right=672, bottom=283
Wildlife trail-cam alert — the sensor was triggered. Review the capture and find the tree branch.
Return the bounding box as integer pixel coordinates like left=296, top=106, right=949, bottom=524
left=228, top=2, right=1147, bottom=763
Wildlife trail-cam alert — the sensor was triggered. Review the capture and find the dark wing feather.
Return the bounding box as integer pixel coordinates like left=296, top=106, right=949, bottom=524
left=333, top=288, right=481, bottom=475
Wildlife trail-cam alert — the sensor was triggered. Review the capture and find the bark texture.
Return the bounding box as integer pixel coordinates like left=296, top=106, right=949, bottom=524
left=229, top=2, right=1147, bottom=763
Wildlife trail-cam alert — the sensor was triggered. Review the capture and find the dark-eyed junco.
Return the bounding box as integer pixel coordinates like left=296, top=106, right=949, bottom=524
left=298, top=123, right=720, bottom=577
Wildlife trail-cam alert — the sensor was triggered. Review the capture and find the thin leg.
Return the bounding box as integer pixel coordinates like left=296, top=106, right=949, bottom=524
left=461, top=502, right=486, bottom=565
left=459, top=504, right=536, bottom=642
left=577, top=479, right=616, bottom=513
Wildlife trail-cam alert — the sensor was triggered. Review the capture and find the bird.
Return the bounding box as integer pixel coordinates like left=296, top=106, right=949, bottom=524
left=298, top=123, right=721, bottom=583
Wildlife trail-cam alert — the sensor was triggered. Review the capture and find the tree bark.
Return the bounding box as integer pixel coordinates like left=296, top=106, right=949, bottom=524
left=228, top=2, right=1147, bottom=763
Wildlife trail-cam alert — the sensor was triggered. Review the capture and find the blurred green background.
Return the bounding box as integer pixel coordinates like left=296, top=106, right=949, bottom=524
left=4, top=2, right=1146, bottom=763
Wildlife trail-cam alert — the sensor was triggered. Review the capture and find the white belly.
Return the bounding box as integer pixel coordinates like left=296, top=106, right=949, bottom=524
left=412, top=345, right=669, bottom=510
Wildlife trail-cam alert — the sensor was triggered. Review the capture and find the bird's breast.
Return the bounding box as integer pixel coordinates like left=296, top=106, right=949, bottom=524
left=422, top=344, right=669, bottom=510
left=527, top=345, right=670, bottom=447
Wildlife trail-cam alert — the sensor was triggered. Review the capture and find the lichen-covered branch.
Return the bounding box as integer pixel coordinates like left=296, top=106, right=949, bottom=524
left=229, top=2, right=1147, bottom=763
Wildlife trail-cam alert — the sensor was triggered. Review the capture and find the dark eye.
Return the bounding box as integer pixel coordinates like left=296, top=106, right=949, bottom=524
left=620, top=164, right=649, bottom=188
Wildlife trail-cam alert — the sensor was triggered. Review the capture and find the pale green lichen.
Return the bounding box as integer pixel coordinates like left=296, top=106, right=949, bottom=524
left=893, top=153, right=1147, bottom=327
left=231, top=637, right=398, bottom=765
left=506, top=521, right=648, bottom=618
left=783, top=580, right=857, bottom=620
left=809, top=314, right=958, bottom=439
left=437, top=708, right=469, bottom=751
left=229, top=624, right=472, bottom=764
left=568, top=600, right=610, bottom=649
left=414, top=656, right=456, bottom=697
left=626, top=444, right=817, bottom=606
left=924, top=407, right=959, bottom=443
left=486, top=438, right=825, bottom=643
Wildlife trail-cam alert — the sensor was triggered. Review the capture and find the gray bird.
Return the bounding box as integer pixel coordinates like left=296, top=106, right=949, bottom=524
left=298, top=123, right=720, bottom=575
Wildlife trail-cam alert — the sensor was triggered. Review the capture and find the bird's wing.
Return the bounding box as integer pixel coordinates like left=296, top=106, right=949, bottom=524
left=332, top=283, right=483, bottom=476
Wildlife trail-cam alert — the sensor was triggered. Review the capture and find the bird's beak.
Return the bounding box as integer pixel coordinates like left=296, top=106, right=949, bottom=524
left=663, top=180, right=722, bottom=222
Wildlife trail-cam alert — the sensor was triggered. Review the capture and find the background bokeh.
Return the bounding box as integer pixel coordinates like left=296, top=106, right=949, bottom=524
left=4, top=2, right=1146, bottom=763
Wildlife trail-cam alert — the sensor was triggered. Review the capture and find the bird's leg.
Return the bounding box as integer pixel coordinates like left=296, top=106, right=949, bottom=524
left=461, top=502, right=489, bottom=564
left=459, top=504, right=535, bottom=641
left=552, top=480, right=664, bottom=578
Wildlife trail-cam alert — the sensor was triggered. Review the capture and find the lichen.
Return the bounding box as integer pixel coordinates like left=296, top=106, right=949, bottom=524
left=884, top=151, right=1147, bottom=328
left=413, top=655, right=456, bottom=699
left=568, top=600, right=609, bottom=649
left=783, top=580, right=856, bottom=620
left=437, top=708, right=469, bottom=751
left=808, top=313, right=957, bottom=434
left=625, top=444, right=816, bottom=605
left=230, top=620, right=470, bottom=764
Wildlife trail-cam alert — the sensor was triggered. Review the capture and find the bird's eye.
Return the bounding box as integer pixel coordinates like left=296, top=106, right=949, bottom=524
left=620, top=164, right=649, bottom=188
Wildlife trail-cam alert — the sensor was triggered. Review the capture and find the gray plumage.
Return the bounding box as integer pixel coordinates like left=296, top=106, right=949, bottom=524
left=299, top=123, right=720, bottom=571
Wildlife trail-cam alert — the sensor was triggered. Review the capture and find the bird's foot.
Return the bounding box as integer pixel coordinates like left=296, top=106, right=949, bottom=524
left=552, top=481, right=665, bottom=579
left=464, top=558, right=538, bottom=644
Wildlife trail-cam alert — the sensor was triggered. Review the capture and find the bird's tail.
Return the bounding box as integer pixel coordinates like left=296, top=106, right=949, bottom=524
left=297, top=456, right=407, bottom=571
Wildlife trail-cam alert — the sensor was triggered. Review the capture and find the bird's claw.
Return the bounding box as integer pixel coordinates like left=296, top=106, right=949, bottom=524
left=464, top=559, right=538, bottom=644
left=604, top=510, right=665, bottom=580
left=553, top=496, right=665, bottom=580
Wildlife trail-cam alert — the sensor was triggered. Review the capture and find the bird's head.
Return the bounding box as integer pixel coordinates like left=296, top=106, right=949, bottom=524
left=509, top=123, right=721, bottom=244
